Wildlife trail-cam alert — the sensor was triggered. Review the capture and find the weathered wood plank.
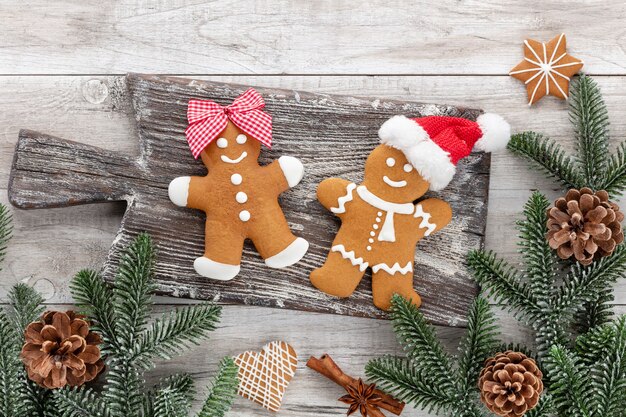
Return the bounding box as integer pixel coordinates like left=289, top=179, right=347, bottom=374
left=7, top=74, right=491, bottom=325
left=1, top=1, right=626, bottom=75
left=1, top=75, right=626, bottom=304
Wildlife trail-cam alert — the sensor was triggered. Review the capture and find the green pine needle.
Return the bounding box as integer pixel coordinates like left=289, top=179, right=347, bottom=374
left=8, top=283, right=44, bottom=337
left=113, top=232, right=157, bottom=350
left=456, top=297, right=499, bottom=392
left=196, top=357, right=239, bottom=417
left=601, top=141, right=626, bottom=196
left=151, top=374, right=195, bottom=417
left=546, top=346, right=590, bottom=417
left=54, top=387, right=110, bottom=417
left=507, top=132, right=583, bottom=189
left=570, top=74, right=611, bottom=188
left=132, top=303, right=222, bottom=369
left=70, top=269, right=119, bottom=354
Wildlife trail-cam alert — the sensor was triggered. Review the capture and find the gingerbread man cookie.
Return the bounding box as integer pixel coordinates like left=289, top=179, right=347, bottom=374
left=169, top=89, right=309, bottom=280
left=311, top=113, right=510, bottom=310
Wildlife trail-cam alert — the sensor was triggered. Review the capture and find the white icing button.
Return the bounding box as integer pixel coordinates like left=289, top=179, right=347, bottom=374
left=377, top=211, right=383, bottom=216
left=231, top=173, right=242, bottom=185
left=367, top=246, right=372, bottom=251
left=370, top=231, right=375, bottom=237
left=217, top=138, right=228, bottom=148
left=386, top=157, right=395, bottom=167
left=375, top=217, right=381, bottom=222
left=373, top=224, right=379, bottom=230
left=239, top=210, right=251, bottom=222
left=403, top=163, right=413, bottom=172
left=236, top=134, right=247, bottom=144
left=236, top=191, right=248, bottom=203
left=369, top=238, right=374, bottom=243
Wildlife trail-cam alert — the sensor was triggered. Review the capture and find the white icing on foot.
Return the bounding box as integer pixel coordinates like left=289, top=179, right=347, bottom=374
left=239, top=210, right=251, bottom=222
left=278, top=156, right=304, bottom=188
left=236, top=191, right=248, bottom=203
left=331, top=183, right=357, bottom=214
left=372, top=261, right=413, bottom=275
left=383, top=175, right=407, bottom=188
left=265, top=237, right=309, bottom=268
left=231, top=173, right=243, bottom=185
left=414, top=204, right=437, bottom=236
left=168, top=176, right=191, bottom=207
left=194, top=256, right=240, bottom=280
left=331, top=244, right=368, bottom=272
left=221, top=151, right=248, bottom=164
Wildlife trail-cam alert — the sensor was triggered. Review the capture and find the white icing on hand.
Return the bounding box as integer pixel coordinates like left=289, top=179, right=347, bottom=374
left=331, top=183, right=357, bottom=214
left=217, top=138, right=228, bottom=148
left=332, top=245, right=368, bottom=272
left=231, top=173, right=243, bottom=185
left=383, top=175, right=407, bottom=188
left=278, top=156, right=304, bottom=188
left=168, top=176, right=191, bottom=207
left=414, top=204, right=437, bottom=236
left=221, top=152, right=248, bottom=164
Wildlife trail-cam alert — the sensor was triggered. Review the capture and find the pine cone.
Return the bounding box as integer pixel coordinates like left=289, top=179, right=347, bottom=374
left=547, top=188, right=624, bottom=265
left=20, top=311, right=105, bottom=389
left=478, top=351, right=543, bottom=417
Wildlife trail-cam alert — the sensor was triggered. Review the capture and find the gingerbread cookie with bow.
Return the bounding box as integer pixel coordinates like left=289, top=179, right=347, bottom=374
left=169, top=89, right=309, bottom=280
left=310, top=113, right=510, bottom=310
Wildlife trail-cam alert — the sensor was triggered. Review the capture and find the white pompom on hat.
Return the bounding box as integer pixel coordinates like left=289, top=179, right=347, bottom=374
left=378, top=113, right=510, bottom=191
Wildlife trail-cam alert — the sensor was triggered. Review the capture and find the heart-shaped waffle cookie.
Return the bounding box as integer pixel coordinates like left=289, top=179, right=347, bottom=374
left=233, top=341, right=298, bottom=412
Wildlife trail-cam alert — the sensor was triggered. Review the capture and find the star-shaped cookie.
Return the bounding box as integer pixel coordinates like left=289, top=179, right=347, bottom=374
left=510, top=34, right=584, bottom=105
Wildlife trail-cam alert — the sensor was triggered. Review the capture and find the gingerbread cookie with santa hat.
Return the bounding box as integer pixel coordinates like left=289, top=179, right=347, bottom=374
left=310, top=113, right=510, bottom=310
left=168, top=88, right=309, bottom=280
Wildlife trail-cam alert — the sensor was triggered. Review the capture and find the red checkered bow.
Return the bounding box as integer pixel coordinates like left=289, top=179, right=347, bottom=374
left=185, top=88, right=272, bottom=158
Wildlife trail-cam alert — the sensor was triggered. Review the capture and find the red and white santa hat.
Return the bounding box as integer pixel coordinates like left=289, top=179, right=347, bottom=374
left=378, top=113, right=510, bottom=191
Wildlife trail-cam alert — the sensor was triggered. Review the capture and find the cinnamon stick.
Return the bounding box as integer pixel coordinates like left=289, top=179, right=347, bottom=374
left=306, top=354, right=405, bottom=415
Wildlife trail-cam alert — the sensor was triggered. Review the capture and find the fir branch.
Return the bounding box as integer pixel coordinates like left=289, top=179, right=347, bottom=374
left=70, top=269, right=119, bottom=354
left=590, top=316, right=626, bottom=417
left=553, top=243, right=626, bottom=320
left=467, top=250, right=542, bottom=320
left=574, top=285, right=614, bottom=333
left=456, top=297, right=499, bottom=393
left=0, top=310, right=25, bottom=417
left=103, top=357, right=144, bottom=417
left=388, top=295, right=458, bottom=395
left=53, top=386, right=110, bottom=417
left=112, top=232, right=156, bottom=350
left=546, top=346, right=589, bottom=417
left=151, top=374, right=195, bottom=417
left=600, top=141, right=626, bottom=197
left=524, top=394, right=555, bottom=417
left=196, top=357, right=239, bottom=417
left=569, top=74, right=610, bottom=189
left=517, top=191, right=555, bottom=302
left=8, top=283, right=44, bottom=336
left=132, top=303, right=222, bottom=369
left=365, top=356, right=462, bottom=415
left=507, top=132, right=583, bottom=189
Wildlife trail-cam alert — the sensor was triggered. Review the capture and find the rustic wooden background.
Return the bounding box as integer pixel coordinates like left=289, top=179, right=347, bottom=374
left=1, top=1, right=625, bottom=416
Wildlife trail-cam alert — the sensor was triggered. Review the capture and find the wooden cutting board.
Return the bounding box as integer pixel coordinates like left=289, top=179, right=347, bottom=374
left=8, top=74, right=489, bottom=326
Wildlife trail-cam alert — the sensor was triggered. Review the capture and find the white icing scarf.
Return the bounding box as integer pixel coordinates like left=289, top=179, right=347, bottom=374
left=356, top=186, right=414, bottom=242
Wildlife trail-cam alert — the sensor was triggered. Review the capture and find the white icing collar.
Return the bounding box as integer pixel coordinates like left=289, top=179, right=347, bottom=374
left=356, top=186, right=414, bottom=214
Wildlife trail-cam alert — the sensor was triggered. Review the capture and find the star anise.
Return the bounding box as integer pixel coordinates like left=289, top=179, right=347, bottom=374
left=338, top=379, right=383, bottom=417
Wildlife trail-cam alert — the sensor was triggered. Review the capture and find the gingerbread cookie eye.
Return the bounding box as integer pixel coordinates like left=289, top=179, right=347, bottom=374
left=217, top=138, right=228, bottom=148
left=403, top=164, right=413, bottom=173
left=236, top=134, right=247, bottom=144
left=386, top=157, right=396, bottom=167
